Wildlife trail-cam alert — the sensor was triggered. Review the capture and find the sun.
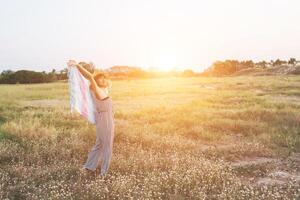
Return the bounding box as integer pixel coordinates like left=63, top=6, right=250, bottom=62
left=152, top=51, right=179, bottom=71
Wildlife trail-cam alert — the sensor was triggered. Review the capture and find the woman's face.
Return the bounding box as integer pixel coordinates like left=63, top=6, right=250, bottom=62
left=96, top=78, right=109, bottom=94
left=96, top=78, right=108, bottom=89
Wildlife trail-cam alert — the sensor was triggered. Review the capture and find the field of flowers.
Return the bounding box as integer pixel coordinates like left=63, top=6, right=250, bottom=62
left=0, top=76, right=299, bottom=199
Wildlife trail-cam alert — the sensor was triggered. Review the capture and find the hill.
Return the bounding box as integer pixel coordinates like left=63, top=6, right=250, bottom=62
left=201, top=59, right=300, bottom=76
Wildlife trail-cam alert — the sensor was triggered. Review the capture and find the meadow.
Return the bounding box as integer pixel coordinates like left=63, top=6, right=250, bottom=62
left=0, top=76, right=299, bottom=199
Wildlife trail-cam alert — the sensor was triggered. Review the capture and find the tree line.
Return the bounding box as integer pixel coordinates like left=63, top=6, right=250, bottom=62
left=0, top=65, right=199, bottom=84
left=201, top=58, right=299, bottom=76
left=0, top=69, right=68, bottom=84
left=0, top=58, right=298, bottom=84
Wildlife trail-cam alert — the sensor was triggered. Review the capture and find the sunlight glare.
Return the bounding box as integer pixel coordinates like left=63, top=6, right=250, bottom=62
left=152, top=50, right=179, bottom=71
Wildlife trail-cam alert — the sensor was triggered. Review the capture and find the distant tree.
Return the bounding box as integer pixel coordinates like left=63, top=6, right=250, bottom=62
left=225, top=60, right=240, bottom=71
left=48, top=69, right=57, bottom=82
left=0, top=70, right=14, bottom=82
left=0, top=70, right=60, bottom=84
left=1, top=70, right=14, bottom=76
left=57, top=68, right=68, bottom=80
left=273, top=59, right=286, bottom=66
left=211, top=61, right=236, bottom=76
left=182, top=69, right=196, bottom=77
left=288, top=58, right=296, bottom=65
left=128, top=67, right=147, bottom=78
left=240, top=60, right=254, bottom=68
left=202, top=59, right=261, bottom=76
left=257, top=61, right=267, bottom=68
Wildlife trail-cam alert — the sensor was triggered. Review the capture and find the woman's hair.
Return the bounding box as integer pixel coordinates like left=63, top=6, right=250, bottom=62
left=78, top=61, right=95, bottom=74
left=79, top=61, right=111, bottom=89
left=93, top=70, right=111, bottom=89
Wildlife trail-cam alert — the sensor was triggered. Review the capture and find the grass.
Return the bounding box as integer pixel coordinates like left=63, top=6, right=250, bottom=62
left=0, top=76, right=299, bottom=199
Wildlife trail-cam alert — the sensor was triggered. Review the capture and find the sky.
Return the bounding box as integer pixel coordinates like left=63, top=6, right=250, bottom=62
left=0, top=0, right=300, bottom=72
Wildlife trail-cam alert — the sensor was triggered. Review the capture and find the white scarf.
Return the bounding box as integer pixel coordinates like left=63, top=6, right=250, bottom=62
left=67, top=66, right=96, bottom=124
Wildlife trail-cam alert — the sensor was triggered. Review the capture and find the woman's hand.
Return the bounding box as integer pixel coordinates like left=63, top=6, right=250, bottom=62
left=67, top=60, right=77, bottom=68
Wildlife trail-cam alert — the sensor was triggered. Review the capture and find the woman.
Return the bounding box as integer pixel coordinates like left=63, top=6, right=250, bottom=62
left=67, top=60, right=115, bottom=175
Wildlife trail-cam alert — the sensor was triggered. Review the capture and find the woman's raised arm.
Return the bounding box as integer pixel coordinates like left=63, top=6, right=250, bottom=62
left=89, top=77, right=108, bottom=100
left=67, top=60, right=107, bottom=100
left=67, top=60, right=92, bottom=80
left=75, top=63, right=92, bottom=80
